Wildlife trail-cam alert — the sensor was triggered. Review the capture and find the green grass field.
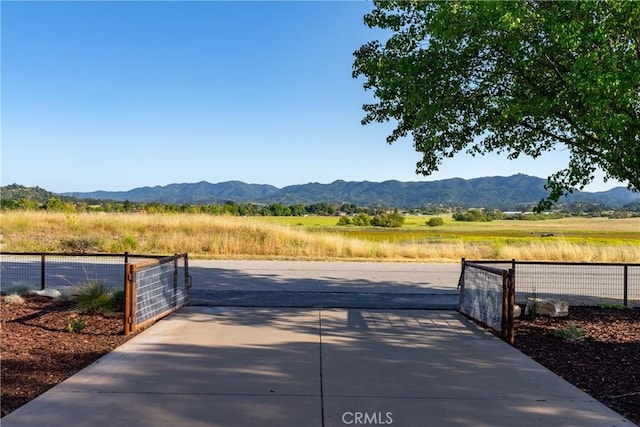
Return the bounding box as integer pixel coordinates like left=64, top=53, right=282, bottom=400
left=255, top=215, right=640, bottom=245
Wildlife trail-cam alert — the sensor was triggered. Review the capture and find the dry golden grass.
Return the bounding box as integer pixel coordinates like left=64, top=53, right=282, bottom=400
left=1, top=211, right=638, bottom=262
left=494, top=241, right=640, bottom=262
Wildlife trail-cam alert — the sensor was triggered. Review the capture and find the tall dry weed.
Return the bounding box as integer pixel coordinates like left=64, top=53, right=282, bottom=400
left=1, top=211, right=638, bottom=262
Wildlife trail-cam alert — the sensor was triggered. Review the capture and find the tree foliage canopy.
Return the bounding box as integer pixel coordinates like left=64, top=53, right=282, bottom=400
left=353, top=0, right=640, bottom=209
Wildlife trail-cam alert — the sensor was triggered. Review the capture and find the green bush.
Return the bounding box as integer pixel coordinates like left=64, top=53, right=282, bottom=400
left=453, top=209, right=490, bottom=222
left=554, top=322, right=585, bottom=342
left=74, top=282, right=114, bottom=315
left=337, top=216, right=353, bottom=226
left=427, top=217, right=445, bottom=227
left=4, top=283, right=35, bottom=296
left=352, top=213, right=372, bottom=226
left=67, top=317, right=87, bottom=333
left=112, top=289, right=126, bottom=312
left=121, top=235, right=138, bottom=250
left=371, top=211, right=405, bottom=228
left=597, top=302, right=628, bottom=310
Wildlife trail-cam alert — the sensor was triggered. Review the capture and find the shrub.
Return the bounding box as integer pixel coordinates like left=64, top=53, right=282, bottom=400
left=352, top=213, right=372, bottom=226
left=427, top=217, right=445, bottom=227
left=4, top=293, right=25, bottom=305
left=74, top=282, right=114, bottom=315
left=371, top=211, right=405, bottom=228
left=554, top=322, right=585, bottom=342
left=597, top=302, right=628, bottom=310
left=61, top=237, right=100, bottom=253
left=121, top=235, right=138, bottom=250
left=67, top=317, right=87, bottom=333
left=337, top=216, right=353, bottom=226
left=4, top=283, right=35, bottom=296
left=453, top=209, right=491, bottom=222
left=112, top=289, right=126, bottom=312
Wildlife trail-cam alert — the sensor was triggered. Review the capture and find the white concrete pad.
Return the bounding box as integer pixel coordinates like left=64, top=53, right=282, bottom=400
left=320, top=309, right=634, bottom=426
left=324, top=396, right=629, bottom=427
left=2, top=307, right=323, bottom=427
left=56, top=307, right=322, bottom=396
left=3, top=393, right=322, bottom=427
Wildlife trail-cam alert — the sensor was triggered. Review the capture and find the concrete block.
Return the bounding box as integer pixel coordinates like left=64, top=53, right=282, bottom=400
left=524, top=298, right=569, bottom=317
left=31, top=289, right=62, bottom=299
left=513, top=305, right=522, bottom=318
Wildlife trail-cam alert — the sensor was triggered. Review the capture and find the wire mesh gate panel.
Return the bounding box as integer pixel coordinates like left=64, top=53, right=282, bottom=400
left=458, top=261, right=515, bottom=344
left=124, top=253, right=190, bottom=335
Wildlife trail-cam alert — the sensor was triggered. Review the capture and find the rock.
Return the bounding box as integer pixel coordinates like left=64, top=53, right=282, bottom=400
left=31, top=289, right=63, bottom=299
left=513, top=305, right=522, bottom=318
left=525, top=297, right=569, bottom=318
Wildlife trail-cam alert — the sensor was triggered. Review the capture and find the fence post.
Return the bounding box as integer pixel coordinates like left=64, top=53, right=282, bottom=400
left=458, top=258, right=466, bottom=309
left=124, top=264, right=130, bottom=336
left=124, top=263, right=136, bottom=336
left=500, top=269, right=516, bottom=345
left=40, top=254, right=46, bottom=290
left=511, top=258, right=516, bottom=309
left=506, top=269, right=516, bottom=345
left=623, top=265, right=628, bottom=307
left=173, top=255, right=179, bottom=306
left=501, top=270, right=509, bottom=341
left=173, top=255, right=179, bottom=288
left=458, top=258, right=466, bottom=290
left=184, top=253, right=190, bottom=289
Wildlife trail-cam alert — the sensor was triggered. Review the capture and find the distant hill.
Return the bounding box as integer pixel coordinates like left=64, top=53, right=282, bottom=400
left=0, top=183, right=62, bottom=203
left=58, top=174, right=640, bottom=209
left=65, top=181, right=279, bottom=205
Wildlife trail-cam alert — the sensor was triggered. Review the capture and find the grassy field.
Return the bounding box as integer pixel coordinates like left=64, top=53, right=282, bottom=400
left=1, top=211, right=639, bottom=262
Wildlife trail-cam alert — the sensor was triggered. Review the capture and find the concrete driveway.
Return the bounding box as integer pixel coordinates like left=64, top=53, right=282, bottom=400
left=3, top=306, right=634, bottom=427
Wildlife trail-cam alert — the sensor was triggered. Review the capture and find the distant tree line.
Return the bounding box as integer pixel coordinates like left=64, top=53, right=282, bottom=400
left=0, top=197, right=380, bottom=217
left=1, top=182, right=639, bottom=220
left=452, top=209, right=505, bottom=222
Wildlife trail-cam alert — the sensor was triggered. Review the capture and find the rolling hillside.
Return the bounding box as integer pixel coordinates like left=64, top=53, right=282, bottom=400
left=56, top=174, right=640, bottom=209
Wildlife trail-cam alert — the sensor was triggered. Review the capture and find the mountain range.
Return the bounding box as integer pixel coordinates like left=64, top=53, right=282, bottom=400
left=61, top=174, right=640, bottom=209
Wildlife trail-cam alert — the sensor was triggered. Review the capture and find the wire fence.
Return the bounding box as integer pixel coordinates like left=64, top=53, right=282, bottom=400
left=0, top=252, right=163, bottom=292
left=463, top=259, right=640, bottom=308
left=515, top=262, right=639, bottom=307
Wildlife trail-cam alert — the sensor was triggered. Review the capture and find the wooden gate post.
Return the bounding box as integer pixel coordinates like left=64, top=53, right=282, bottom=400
left=124, top=263, right=136, bottom=336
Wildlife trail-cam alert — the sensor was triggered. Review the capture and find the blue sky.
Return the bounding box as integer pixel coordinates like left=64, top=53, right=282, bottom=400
left=1, top=1, right=623, bottom=193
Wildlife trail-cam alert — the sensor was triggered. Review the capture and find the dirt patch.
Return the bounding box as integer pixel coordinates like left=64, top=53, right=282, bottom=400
left=1, top=296, right=639, bottom=424
left=514, top=306, right=640, bottom=425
